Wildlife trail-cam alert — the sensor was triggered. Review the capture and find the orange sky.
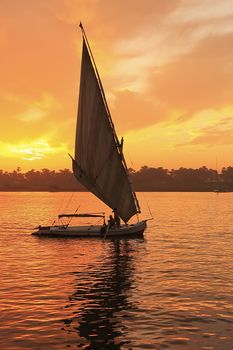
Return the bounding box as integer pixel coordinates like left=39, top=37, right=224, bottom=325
left=1, top=0, right=233, bottom=171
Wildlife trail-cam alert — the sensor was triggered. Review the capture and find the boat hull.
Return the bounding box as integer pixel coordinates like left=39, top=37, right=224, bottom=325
left=32, top=220, right=147, bottom=238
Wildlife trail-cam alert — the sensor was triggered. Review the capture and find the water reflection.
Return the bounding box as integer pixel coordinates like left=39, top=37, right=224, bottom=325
left=62, top=239, right=143, bottom=349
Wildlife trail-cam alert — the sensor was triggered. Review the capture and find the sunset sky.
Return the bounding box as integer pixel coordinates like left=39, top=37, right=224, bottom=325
left=1, top=0, right=233, bottom=171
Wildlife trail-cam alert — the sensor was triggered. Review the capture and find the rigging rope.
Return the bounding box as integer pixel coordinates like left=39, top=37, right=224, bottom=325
left=126, top=150, right=154, bottom=221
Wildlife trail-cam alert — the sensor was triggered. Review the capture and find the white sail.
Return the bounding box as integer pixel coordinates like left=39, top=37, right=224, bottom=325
left=72, top=31, right=140, bottom=223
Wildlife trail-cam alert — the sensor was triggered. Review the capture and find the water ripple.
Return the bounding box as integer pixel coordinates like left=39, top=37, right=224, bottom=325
left=1, top=192, right=233, bottom=349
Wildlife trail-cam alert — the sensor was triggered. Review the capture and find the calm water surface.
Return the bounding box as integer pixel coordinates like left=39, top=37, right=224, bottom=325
left=1, top=192, right=233, bottom=349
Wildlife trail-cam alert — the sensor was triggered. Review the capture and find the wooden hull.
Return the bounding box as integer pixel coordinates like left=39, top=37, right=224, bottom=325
left=32, top=220, right=147, bottom=238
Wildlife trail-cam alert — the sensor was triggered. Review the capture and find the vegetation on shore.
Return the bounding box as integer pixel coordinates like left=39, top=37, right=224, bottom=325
left=1, top=166, right=233, bottom=192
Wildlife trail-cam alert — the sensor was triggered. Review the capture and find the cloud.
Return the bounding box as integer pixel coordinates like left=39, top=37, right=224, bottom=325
left=172, top=0, right=233, bottom=24
left=52, top=0, right=181, bottom=36
left=0, top=91, right=62, bottom=137
left=149, top=32, right=233, bottom=119
left=109, top=30, right=233, bottom=131
left=180, top=128, right=233, bottom=147
left=16, top=106, right=47, bottom=122
left=51, top=0, right=233, bottom=134
left=174, top=106, right=233, bottom=147
left=110, top=89, right=166, bottom=132
left=0, top=139, right=68, bottom=161
left=98, top=0, right=233, bottom=95
left=15, top=94, right=59, bottom=122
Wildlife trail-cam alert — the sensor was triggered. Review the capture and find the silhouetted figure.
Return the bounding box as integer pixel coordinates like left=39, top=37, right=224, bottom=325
left=113, top=208, right=120, bottom=227
left=100, top=222, right=107, bottom=234
left=108, top=215, right=115, bottom=229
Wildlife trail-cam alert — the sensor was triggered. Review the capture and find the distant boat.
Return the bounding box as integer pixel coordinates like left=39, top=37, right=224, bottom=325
left=32, top=23, right=147, bottom=238
left=213, top=159, right=228, bottom=193
left=213, top=188, right=229, bottom=193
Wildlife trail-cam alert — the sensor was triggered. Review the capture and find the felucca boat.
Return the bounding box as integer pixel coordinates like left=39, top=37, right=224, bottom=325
left=32, top=23, right=147, bottom=238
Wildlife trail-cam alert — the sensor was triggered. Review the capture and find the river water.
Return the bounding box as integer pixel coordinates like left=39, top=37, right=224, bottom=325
left=0, top=192, right=233, bottom=349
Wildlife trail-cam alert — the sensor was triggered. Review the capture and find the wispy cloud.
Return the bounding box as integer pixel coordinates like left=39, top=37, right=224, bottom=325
left=0, top=139, right=68, bottom=161
left=175, top=106, right=233, bottom=147
left=179, top=128, right=233, bottom=147
left=15, top=94, right=59, bottom=122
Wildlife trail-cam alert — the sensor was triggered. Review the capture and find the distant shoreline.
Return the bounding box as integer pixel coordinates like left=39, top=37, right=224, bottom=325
left=1, top=166, right=232, bottom=192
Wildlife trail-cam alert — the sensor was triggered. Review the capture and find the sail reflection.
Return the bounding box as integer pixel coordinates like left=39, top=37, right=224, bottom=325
left=62, top=239, right=143, bottom=349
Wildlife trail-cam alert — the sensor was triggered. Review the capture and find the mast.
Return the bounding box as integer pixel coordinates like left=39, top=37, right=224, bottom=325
left=79, top=22, right=141, bottom=214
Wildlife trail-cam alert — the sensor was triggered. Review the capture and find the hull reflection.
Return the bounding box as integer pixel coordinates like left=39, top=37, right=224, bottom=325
left=62, top=239, right=144, bottom=349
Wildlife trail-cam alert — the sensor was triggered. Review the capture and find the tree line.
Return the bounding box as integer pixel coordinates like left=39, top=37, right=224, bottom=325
left=0, top=166, right=233, bottom=192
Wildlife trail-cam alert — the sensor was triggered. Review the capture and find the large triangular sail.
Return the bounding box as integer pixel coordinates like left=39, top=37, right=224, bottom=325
left=72, top=25, right=140, bottom=223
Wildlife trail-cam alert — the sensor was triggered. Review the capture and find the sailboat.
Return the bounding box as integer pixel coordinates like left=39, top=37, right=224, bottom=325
left=32, top=23, right=147, bottom=238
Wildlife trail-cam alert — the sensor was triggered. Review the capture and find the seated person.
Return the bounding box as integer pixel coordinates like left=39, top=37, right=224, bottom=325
left=113, top=208, right=120, bottom=227
left=108, top=215, right=115, bottom=229
left=100, top=223, right=107, bottom=234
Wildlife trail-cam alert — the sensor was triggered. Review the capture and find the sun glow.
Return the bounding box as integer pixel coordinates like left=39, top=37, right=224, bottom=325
left=0, top=140, right=68, bottom=161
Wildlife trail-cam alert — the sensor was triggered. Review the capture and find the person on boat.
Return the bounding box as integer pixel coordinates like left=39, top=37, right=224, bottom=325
left=108, top=215, right=115, bottom=229
left=113, top=208, right=120, bottom=227
left=100, top=222, right=107, bottom=234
